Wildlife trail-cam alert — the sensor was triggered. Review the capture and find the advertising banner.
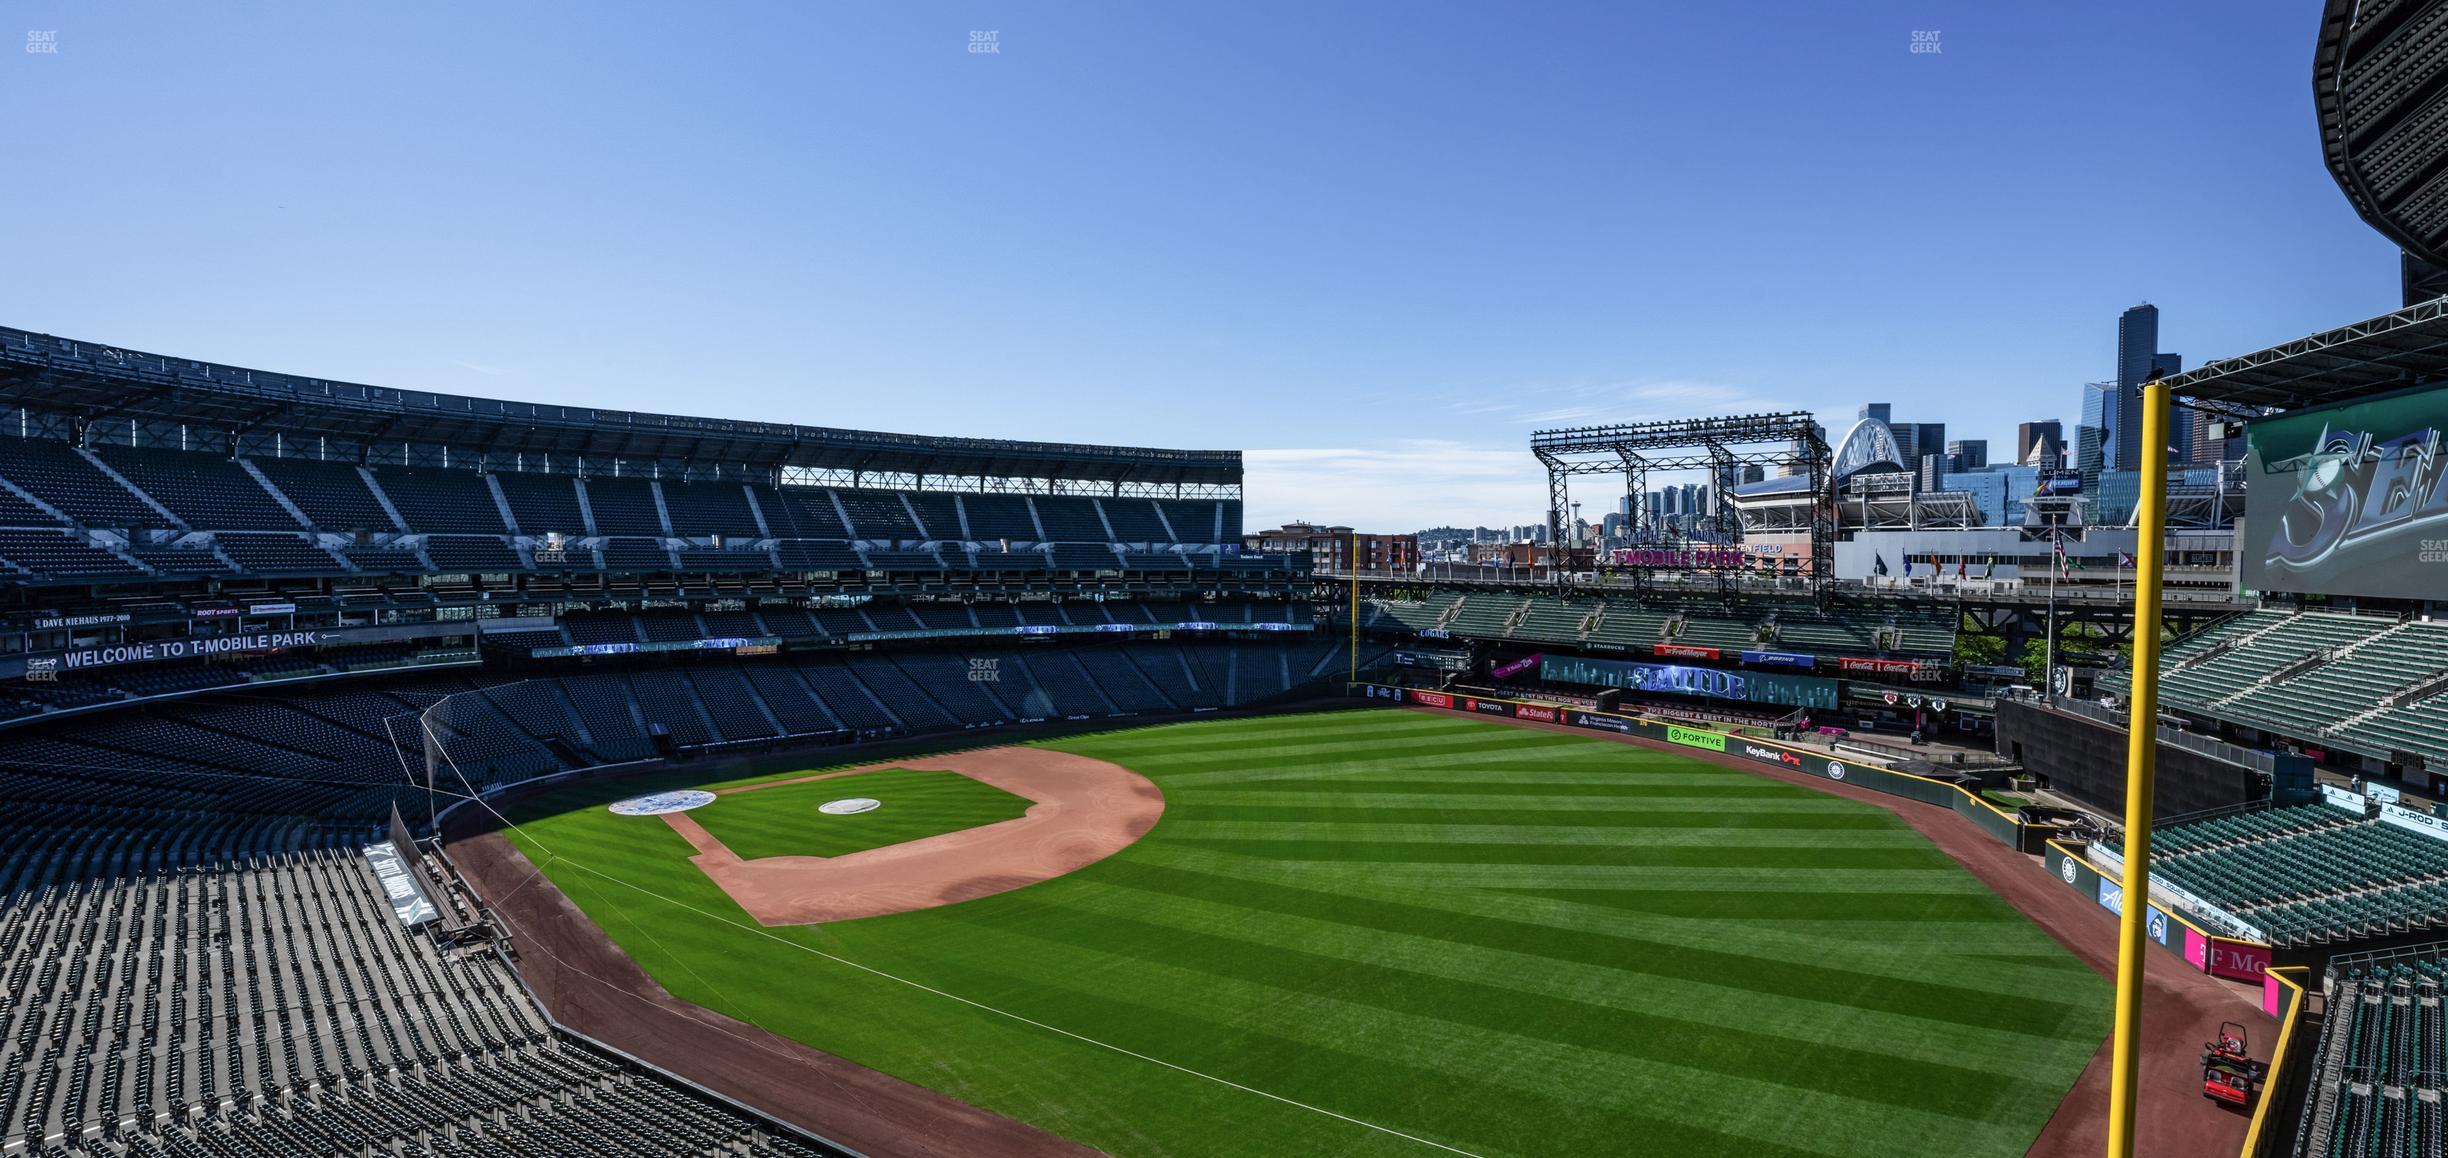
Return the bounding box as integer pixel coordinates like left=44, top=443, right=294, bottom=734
left=1459, top=696, right=1515, bottom=717
left=1653, top=644, right=1721, bottom=661
left=2178, top=929, right=2270, bottom=979
left=1539, top=654, right=1839, bottom=710
left=2379, top=802, right=2448, bottom=842
left=30, top=611, right=130, bottom=631
left=1611, top=547, right=1747, bottom=568
left=2243, top=383, right=2448, bottom=599
left=533, top=636, right=779, bottom=659
left=1739, top=649, right=1817, bottom=668
left=1665, top=724, right=1727, bottom=751
left=1489, top=653, right=1544, bottom=679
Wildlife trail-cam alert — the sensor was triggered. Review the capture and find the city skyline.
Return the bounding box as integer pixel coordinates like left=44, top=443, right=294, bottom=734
left=4, top=2, right=2398, bottom=530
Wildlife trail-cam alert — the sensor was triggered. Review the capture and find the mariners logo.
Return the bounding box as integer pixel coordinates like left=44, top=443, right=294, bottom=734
left=2148, top=911, right=2168, bottom=944
left=2061, top=858, right=2079, bottom=885
left=1826, top=760, right=1845, bottom=780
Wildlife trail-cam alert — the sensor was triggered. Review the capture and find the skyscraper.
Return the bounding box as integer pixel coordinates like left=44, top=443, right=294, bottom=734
left=1946, top=439, right=1987, bottom=470
left=2017, top=421, right=2063, bottom=468
left=1895, top=422, right=1945, bottom=471
left=2078, top=381, right=2115, bottom=486
left=2112, top=304, right=2182, bottom=470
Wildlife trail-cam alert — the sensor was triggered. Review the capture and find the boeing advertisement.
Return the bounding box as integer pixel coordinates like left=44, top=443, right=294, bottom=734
left=2244, top=383, right=2448, bottom=600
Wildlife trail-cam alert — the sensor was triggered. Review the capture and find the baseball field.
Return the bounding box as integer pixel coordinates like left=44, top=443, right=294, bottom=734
left=496, top=708, right=2113, bottom=1157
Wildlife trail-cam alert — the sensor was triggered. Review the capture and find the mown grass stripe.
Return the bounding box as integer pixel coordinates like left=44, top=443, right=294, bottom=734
left=1181, top=802, right=1893, bottom=828
left=498, top=708, right=2109, bottom=1157
left=1004, top=874, right=2078, bottom=1073
left=1090, top=859, right=2094, bottom=1036
left=1161, top=831, right=1960, bottom=861
left=1164, top=825, right=1934, bottom=850
left=898, top=906, right=2036, bottom=1156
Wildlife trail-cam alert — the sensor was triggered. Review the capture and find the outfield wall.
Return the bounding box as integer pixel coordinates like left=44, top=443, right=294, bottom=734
left=2043, top=838, right=2276, bottom=990
left=1359, top=684, right=2035, bottom=849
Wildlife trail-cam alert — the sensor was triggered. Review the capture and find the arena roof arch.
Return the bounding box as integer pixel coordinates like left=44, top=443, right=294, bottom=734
left=0, top=325, right=1240, bottom=489
left=1827, top=417, right=1909, bottom=485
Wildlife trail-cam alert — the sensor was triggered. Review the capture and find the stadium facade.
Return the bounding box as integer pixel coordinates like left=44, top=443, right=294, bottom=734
left=0, top=325, right=1378, bottom=1156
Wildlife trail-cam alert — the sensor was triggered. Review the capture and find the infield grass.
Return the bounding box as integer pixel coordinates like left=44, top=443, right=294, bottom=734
left=498, top=709, right=2111, bottom=1158
left=683, top=767, right=1034, bottom=860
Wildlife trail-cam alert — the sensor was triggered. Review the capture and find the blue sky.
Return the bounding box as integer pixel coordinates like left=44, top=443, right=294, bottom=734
left=0, top=1, right=2399, bottom=530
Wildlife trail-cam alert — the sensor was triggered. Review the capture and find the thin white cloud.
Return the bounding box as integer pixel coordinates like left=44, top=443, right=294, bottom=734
left=1437, top=378, right=1803, bottom=427
left=451, top=360, right=520, bottom=378
left=1244, top=440, right=1551, bottom=532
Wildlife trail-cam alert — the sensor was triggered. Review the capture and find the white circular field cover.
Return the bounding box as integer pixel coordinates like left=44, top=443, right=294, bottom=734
left=608, top=790, right=718, bottom=816
left=819, top=797, right=883, bottom=815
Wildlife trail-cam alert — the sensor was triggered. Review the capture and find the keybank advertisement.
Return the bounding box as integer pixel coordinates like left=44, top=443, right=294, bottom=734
left=2244, top=382, right=2448, bottom=600
left=1539, top=654, right=1840, bottom=710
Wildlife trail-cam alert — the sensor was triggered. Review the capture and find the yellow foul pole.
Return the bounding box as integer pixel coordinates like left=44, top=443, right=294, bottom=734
left=2106, top=376, right=2173, bottom=1158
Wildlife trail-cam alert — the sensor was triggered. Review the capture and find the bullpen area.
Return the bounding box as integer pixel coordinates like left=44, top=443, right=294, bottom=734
left=489, top=709, right=2111, bottom=1156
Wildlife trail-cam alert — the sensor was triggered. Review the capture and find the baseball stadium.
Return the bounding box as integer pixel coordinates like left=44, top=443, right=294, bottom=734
left=7, top=3, right=2448, bottom=1157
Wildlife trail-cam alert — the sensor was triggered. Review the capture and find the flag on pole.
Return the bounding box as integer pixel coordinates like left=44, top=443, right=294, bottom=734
left=2054, top=537, right=2069, bottom=579
left=1902, top=555, right=1913, bottom=577
left=2118, top=551, right=2136, bottom=568
left=1982, top=556, right=1996, bottom=579
left=1874, top=553, right=1889, bottom=577
left=1957, top=556, right=1967, bottom=579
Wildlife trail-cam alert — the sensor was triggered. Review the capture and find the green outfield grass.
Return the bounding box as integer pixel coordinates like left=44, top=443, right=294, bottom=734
left=683, top=767, right=1034, bottom=860
left=498, top=709, right=2111, bottom=1158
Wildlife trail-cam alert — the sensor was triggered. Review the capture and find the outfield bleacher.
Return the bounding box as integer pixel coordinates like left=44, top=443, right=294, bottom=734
left=2103, top=609, right=2448, bottom=774
left=2104, top=801, right=2448, bottom=947
left=2294, top=944, right=2448, bottom=1158
left=1352, top=590, right=1955, bottom=661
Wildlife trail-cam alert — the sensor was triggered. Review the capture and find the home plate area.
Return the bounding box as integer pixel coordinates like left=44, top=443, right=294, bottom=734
left=629, top=747, right=1164, bottom=925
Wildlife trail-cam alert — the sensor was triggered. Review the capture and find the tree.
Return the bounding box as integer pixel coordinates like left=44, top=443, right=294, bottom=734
left=2016, top=638, right=2051, bottom=687
left=1953, top=630, right=2006, bottom=669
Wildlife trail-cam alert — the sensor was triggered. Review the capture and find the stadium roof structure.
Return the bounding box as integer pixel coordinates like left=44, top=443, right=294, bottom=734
left=2316, top=0, right=2448, bottom=274
left=2162, top=296, right=2448, bottom=412
left=0, top=325, right=1240, bottom=487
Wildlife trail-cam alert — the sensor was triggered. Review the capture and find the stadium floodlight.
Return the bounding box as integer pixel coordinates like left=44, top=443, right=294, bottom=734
left=1529, top=411, right=1832, bottom=589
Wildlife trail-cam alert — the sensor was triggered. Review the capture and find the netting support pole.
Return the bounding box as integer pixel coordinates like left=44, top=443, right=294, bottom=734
left=2106, top=375, right=2172, bottom=1158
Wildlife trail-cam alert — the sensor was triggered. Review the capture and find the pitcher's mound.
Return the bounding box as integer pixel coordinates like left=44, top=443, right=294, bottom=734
left=658, top=747, right=1164, bottom=925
